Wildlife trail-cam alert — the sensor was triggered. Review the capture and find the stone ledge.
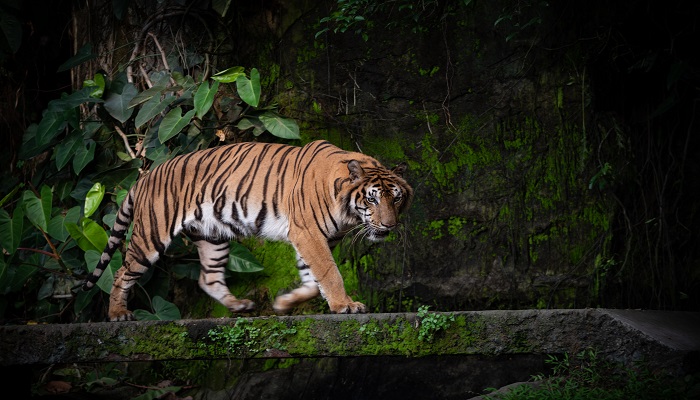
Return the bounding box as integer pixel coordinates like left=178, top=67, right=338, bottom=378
left=1, top=309, right=697, bottom=375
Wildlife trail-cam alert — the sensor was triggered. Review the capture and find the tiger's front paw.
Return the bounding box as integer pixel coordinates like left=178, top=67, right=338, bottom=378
left=109, top=309, right=136, bottom=322
left=272, top=293, right=296, bottom=314
left=330, top=301, right=367, bottom=314
left=228, top=299, right=256, bottom=313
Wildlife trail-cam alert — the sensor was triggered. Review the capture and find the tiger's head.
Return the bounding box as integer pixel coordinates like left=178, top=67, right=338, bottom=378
left=345, top=160, right=414, bottom=241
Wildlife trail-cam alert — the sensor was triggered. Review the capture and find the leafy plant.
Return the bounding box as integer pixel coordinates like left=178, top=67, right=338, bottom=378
left=0, top=39, right=299, bottom=322
left=416, top=305, right=455, bottom=342
left=485, top=348, right=699, bottom=399
left=315, top=0, right=474, bottom=41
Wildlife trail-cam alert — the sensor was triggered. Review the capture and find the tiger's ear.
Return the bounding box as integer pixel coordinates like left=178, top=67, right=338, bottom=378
left=347, top=160, right=365, bottom=182
left=392, top=162, right=408, bottom=177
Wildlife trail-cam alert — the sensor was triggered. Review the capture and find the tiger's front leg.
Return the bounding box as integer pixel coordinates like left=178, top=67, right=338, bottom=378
left=272, top=253, right=321, bottom=313
left=287, top=232, right=366, bottom=314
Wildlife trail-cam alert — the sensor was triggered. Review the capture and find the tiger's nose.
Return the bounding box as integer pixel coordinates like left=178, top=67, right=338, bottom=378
left=381, top=222, right=397, bottom=230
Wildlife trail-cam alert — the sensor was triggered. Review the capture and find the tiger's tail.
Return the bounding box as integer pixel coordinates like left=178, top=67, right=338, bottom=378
left=82, top=191, right=134, bottom=291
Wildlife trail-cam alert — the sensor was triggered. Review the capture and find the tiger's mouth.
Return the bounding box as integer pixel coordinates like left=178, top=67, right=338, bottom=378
left=368, top=228, right=392, bottom=241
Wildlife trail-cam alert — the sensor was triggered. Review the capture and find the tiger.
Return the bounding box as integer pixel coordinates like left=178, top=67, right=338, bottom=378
left=82, top=140, right=413, bottom=321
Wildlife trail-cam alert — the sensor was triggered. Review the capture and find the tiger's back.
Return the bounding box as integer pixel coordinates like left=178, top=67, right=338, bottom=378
left=83, top=140, right=413, bottom=321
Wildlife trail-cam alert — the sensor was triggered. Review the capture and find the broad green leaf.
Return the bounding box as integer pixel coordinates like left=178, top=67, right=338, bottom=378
left=102, top=213, right=116, bottom=229
left=40, top=185, right=53, bottom=224
left=172, top=71, right=196, bottom=89
left=83, top=73, right=105, bottom=98
left=0, top=9, right=22, bottom=54
left=146, top=142, right=170, bottom=167
left=73, top=139, right=96, bottom=174
left=133, top=296, right=181, bottom=321
left=55, top=130, right=83, bottom=170
left=158, top=107, right=196, bottom=143
left=227, top=242, right=264, bottom=273
left=57, top=43, right=96, bottom=72
left=211, top=66, right=245, bottom=83
left=22, top=187, right=51, bottom=232
left=47, top=206, right=80, bottom=242
left=47, top=215, right=68, bottom=242
left=135, top=94, right=176, bottom=129
left=84, top=182, right=105, bottom=218
left=0, top=260, right=38, bottom=295
left=36, top=111, right=67, bottom=145
left=85, top=249, right=122, bottom=293
left=66, top=218, right=108, bottom=253
left=82, top=217, right=108, bottom=251
left=48, top=87, right=103, bottom=113
left=116, top=189, right=129, bottom=206
left=0, top=208, right=23, bottom=254
left=128, top=85, right=167, bottom=109
left=104, top=83, right=138, bottom=123
left=259, top=111, right=300, bottom=139
left=237, top=116, right=266, bottom=136
left=236, top=68, right=260, bottom=107
left=19, top=124, right=51, bottom=159
left=194, top=80, right=220, bottom=119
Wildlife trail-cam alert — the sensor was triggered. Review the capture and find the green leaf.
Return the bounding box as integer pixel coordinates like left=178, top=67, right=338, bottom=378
left=104, top=83, right=138, bottom=123
left=36, top=111, right=67, bottom=146
left=135, top=94, right=176, bottom=129
left=194, top=80, right=220, bottom=119
left=211, top=66, right=245, bottom=83
left=48, top=87, right=104, bottom=112
left=22, top=187, right=52, bottom=232
left=81, top=217, right=108, bottom=251
left=259, top=111, right=300, bottom=139
left=133, top=296, right=181, bottom=321
left=227, top=242, right=264, bottom=273
left=116, top=189, right=129, bottom=206
left=73, top=139, right=96, bottom=174
left=47, top=206, right=80, bottom=242
left=237, top=117, right=266, bottom=136
left=83, top=73, right=106, bottom=98
left=66, top=218, right=108, bottom=253
left=85, top=249, right=122, bottom=293
left=84, top=182, right=105, bottom=218
left=0, top=208, right=24, bottom=254
left=0, top=260, right=38, bottom=295
left=47, top=215, right=68, bottom=242
left=55, top=130, right=83, bottom=170
left=146, top=142, right=170, bottom=167
left=18, top=124, right=48, bottom=159
left=236, top=68, right=260, bottom=107
left=158, top=107, right=196, bottom=143
left=0, top=9, right=22, bottom=54
left=128, top=85, right=167, bottom=109
left=57, top=43, right=97, bottom=72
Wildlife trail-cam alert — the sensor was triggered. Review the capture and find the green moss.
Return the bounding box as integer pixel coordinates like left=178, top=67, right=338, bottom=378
left=284, top=318, right=318, bottom=355
left=228, top=239, right=298, bottom=308
left=119, top=324, right=195, bottom=359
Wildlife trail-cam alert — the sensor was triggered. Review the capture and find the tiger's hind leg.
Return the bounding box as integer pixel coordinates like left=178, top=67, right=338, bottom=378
left=109, top=240, right=161, bottom=322
left=194, top=239, right=255, bottom=313
left=272, top=253, right=320, bottom=314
